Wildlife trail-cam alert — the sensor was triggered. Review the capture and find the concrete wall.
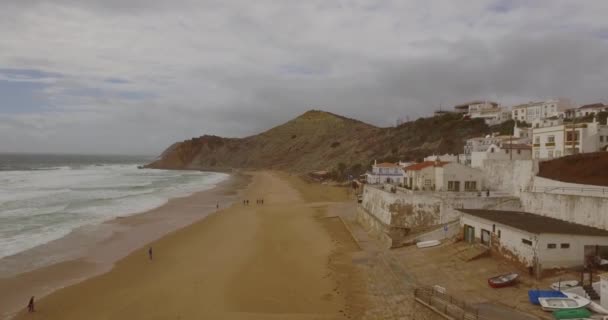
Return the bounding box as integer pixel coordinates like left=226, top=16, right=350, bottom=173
left=480, top=159, right=538, bottom=196
left=538, top=234, right=608, bottom=269
left=532, top=176, right=608, bottom=198
left=520, top=191, right=608, bottom=230
left=462, top=214, right=537, bottom=268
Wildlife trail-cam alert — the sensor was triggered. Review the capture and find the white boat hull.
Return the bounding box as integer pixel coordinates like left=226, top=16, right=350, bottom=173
left=416, top=240, right=440, bottom=248
left=539, top=293, right=590, bottom=312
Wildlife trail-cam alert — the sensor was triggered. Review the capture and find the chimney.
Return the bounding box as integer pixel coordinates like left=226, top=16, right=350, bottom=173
left=374, top=159, right=377, bottom=165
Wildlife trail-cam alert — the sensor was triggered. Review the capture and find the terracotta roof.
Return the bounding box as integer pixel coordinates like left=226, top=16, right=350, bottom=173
left=374, top=162, right=399, bottom=168
left=404, top=161, right=449, bottom=171
left=501, top=143, right=532, bottom=150
left=459, top=209, right=608, bottom=236
left=579, top=103, right=606, bottom=110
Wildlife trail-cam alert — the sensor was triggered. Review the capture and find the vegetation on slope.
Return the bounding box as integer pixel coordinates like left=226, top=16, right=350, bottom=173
left=147, top=110, right=499, bottom=178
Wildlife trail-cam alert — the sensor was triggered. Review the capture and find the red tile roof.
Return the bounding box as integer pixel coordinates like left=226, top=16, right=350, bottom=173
left=404, top=161, right=449, bottom=171
left=374, top=162, right=399, bottom=168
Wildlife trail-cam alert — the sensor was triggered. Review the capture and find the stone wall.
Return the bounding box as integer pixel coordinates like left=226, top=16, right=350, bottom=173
left=359, top=185, right=522, bottom=247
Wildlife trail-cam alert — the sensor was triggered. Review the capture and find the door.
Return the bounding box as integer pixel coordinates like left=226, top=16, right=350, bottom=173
left=464, top=225, right=475, bottom=243
left=481, top=229, right=491, bottom=246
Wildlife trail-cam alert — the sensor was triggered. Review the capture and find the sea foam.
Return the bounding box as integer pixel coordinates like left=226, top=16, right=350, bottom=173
left=0, top=164, right=228, bottom=259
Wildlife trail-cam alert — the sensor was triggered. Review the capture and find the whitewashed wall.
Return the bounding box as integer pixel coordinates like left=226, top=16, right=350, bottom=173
left=461, top=214, right=537, bottom=267
left=538, top=234, right=608, bottom=269
left=532, top=176, right=608, bottom=198
left=520, top=192, right=608, bottom=230
left=480, top=159, right=538, bottom=195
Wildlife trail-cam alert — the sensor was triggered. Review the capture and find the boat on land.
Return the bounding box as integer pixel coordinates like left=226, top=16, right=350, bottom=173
left=528, top=290, right=566, bottom=305
left=416, top=240, right=440, bottom=248
left=552, top=307, right=591, bottom=319
left=539, top=292, right=590, bottom=311
left=551, top=280, right=580, bottom=291
left=487, top=273, right=519, bottom=288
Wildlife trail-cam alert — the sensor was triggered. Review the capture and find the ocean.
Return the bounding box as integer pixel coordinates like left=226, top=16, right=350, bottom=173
left=0, top=153, right=229, bottom=260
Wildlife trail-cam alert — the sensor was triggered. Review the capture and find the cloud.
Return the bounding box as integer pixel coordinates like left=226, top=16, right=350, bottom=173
left=0, top=0, right=607, bottom=155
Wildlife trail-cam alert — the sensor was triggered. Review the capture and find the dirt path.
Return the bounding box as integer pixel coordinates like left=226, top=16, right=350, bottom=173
left=13, top=171, right=363, bottom=319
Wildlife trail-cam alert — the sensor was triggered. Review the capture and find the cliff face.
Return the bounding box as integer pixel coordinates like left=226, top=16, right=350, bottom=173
left=147, top=110, right=490, bottom=173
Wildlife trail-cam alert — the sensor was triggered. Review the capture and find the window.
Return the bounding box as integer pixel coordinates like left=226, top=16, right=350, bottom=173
left=497, top=230, right=501, bottom=238
left=448, top=181, right=460, bottom=191
left=561, top=243, right=570, bottom=249
left=534, top=136, right=540, bottom=144
left=504, top=149, right=508, bottom=154
left=547, top=135, right=555, bottom=143
left=534, top=150, right=540, bottom=158
left=522, top=239, right=532, bottom=246
left=601, top=136, right=605, bottom=142
left=548, top=150, right=554, bottom=158
left=492, top=224, right=496, bottom=233
left=490, top=147, right=494, bottom=153
left=547, top=243, right=557, bottom=249
left=464, top=181, right=477, bottom=191
left=517, top=149, right=521, bottom=155
left=424, top=179, right=431, bottom=187
left=555, top=150, right=562, bottom=157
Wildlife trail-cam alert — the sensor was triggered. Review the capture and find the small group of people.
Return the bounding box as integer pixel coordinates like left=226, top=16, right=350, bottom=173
left=242, top=199, right=250, bottom=205
left=242, top=198, right=265, bottom=205
left=256, top=199, right=264, bottom=205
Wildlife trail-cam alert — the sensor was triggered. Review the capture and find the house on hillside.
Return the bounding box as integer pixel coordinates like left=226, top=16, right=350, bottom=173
left=423, top=154, right=459, bottom=163
left=532, top=118, right=608, bottom=160
left=565, top=103, right=608, bottom=118
left=459, top=209, right=608, bottom=276
left=470, top=143, right=532, bottom=168
left=404, top=161, right=483, bottom=191
left=366, top=161, right=406, bottom=185
left=453, top=100, right=511, bottom=125
left=511, top=98, right=574, bottom=123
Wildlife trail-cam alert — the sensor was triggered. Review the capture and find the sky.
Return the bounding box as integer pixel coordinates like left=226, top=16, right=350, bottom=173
left=1, top=0, right=607, bottom=155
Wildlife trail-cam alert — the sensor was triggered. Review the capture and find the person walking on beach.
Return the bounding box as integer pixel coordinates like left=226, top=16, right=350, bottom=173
left=27, top=296, right=35, bottom=313
left=148, top=247, right=153, bottom=261
left=216, top=202, right=219, bottom=209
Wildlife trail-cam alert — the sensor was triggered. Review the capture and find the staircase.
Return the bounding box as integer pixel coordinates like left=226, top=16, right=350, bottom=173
left=583, top=285, right=600, bottom=301
left=454, top=243, right=490, bottom=262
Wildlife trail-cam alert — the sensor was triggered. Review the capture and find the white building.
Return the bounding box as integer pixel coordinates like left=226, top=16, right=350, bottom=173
left=511, top=98, right=575, bottom=123
left=470, top=143, right=532, bottom=168
left=423, top=154, right=459, bottom=163
left=404, top=161, right=483, bottom=191
left=532, top=119, right=608, bottom=160
left=453, top=100, right=511, bottom=125
left=366, top=161, right=406, bottom=185
left=463, top=134, right=520, bottom=166
left=565, top=103, right=608, bottom=119
left=460, top=209, right=608, bottom=275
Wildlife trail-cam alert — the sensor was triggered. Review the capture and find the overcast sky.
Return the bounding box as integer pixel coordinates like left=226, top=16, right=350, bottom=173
left=1, top=0, right=607, bottom=155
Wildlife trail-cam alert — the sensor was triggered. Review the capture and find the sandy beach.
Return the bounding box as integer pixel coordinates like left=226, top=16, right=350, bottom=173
left=0, top=173, right=246, bottom=319
left=8, top=171, right=365, bottom=319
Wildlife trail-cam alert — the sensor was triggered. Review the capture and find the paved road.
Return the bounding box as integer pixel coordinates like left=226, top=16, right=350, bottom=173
left=476, top=302, right=542, bottom=320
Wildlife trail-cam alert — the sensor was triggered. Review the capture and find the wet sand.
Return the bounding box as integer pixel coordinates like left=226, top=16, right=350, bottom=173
left=0, top=173, right=248, bottom=320
left=9, top=171, right=365, bottom=319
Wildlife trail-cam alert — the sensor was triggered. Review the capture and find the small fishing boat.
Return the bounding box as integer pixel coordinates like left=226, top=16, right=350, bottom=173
left=551, top=280, right=580, bottom=291
left=552, top=308, right=591, bottom=320
left=528, top=290, right=566, bottom=305
left=416, top=240, right=440, bottom=248
left=539, top=292, right=590, bottom=311
left=487, top=273, right=519, bottom=288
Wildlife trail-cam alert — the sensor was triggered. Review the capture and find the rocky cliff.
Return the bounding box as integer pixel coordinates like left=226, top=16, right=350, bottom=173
left=147, top=110, right=490, bottom=174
